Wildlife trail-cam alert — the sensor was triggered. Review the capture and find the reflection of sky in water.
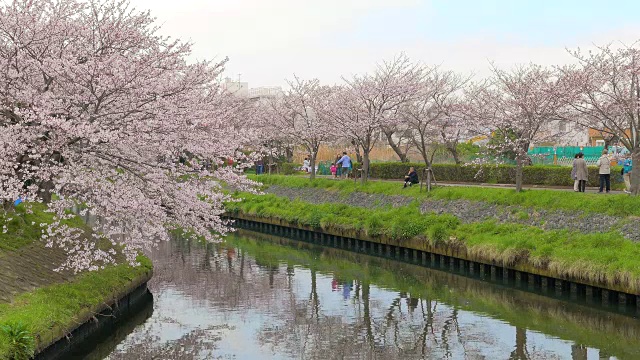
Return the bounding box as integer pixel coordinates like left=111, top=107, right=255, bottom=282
left=100, top=236, right=632, bottom=360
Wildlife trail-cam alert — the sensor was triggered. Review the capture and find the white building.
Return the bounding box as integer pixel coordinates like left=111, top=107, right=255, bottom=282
left=249, top=86, right=283, bottom=101
left=221, top=77, right=249, bottom=97
left=532, top=120, right=590, bottom=147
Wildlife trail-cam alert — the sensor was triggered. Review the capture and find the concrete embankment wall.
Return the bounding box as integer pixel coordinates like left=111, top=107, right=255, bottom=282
left=228, top=212, right=640, bottom=313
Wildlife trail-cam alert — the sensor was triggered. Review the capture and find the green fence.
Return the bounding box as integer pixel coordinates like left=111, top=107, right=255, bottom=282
left=528, top=146, right=605, bottom=165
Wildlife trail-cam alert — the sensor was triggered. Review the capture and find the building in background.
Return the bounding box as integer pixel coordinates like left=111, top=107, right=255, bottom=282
left=532, top=120, right=590, bottom=147
left=249, top=86, right=283, bottom=100
left=588, top=128, right=633, bottom=147
left=221, top=77, right=249, bottom=97
left=221, top=76, right=283, bottom=103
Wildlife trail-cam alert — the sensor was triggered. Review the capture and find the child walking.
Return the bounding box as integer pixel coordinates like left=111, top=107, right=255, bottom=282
left=330, top=163, right=337, bottom=178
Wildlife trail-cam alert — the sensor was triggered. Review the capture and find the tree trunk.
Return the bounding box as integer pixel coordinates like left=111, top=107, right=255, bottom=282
left=307, top=141, right=320, bottom=180
left=515, top=156, right=524, bottom=192
left=509, top=327, right=529, bottom=360
left=310, top=269, right=320, bottom=320
left=354, top=144, right=363, bottom=164
left=631, top=147, right=640, bottom=196
left=447, top=145, right=461, bottom=165
left=309, top=152, right=317, bottom=180
left=361, top=150, right=370, bottom=184
left=362, top=281, right=374, bottom=345
left=384, top=128, right=408, bottom=162
left=39, top=179, right=55, bottom=204
left=285, top=145, right=294, bottom=163
left=419, top=148, right=432, bottom=169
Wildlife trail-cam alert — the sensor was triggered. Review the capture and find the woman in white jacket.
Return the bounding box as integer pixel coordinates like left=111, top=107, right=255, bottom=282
left=597, top=149, right=611, bottom=193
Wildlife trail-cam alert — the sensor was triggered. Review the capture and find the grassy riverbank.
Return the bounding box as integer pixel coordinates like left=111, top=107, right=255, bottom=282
left=250, top=175, right=640, bottom=217
left=228, top=176, right=640, bottom=293
left=0, top=204, right=153, bottom=358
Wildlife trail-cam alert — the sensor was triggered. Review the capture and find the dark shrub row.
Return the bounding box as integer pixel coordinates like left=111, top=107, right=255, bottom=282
left=352, top=162, right=623, bottom=188
left=279, top=163, right=302, bottom=175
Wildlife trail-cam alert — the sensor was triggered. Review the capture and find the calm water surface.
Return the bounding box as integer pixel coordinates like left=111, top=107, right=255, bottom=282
left=78, top=230, right=640, bottom=360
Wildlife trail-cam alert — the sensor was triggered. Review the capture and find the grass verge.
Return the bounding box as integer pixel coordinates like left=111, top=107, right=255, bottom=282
left=0, top=204, right=153, bottom=358
left=226, top=191, right=640, bottom=293
left=249, top=175, right=640, bottom=217
left=0, top=203, right=86, bottom=252
left=0, top=255, right=152, bottom=357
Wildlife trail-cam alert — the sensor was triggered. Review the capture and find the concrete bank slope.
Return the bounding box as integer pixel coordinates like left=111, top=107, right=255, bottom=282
left=0, top=240, right=153, bottom=358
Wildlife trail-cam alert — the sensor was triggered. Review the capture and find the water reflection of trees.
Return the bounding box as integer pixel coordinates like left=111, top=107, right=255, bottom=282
left=107, top=326, right=231, bottom=360
left=112, top=233, right=635, bottom=359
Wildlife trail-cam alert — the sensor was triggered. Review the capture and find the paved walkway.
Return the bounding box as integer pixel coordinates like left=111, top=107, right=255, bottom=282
left=297, top=174, right=625, bottom=194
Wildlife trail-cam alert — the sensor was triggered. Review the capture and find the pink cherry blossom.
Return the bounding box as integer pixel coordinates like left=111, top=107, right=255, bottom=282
left=463, top=63, right=567, bottom=192
left=324, top=53, right=426, bottom=183
left=559, top=43, right=640, bottom=194
left=262, top=76, right=336, bottom=179
left=0, top=0, right=257, bottom=271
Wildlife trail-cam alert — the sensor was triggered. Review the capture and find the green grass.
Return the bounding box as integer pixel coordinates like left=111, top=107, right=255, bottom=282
left=0, top=203, right=153, bottom=358
left=249, top=175, right=640, bottom=217
left=227, top=190, right=640, bottom=292
left=0, top=203, right=86, bottom=252
left=0, top=255, right=152, bottom=357
left=228, top=192, right=458, bottom=240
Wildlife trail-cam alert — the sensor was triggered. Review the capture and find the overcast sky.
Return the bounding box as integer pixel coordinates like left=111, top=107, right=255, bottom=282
left=134, top=0, right=640, bottom=88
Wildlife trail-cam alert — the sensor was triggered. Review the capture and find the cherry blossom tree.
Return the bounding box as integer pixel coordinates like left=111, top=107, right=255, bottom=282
left=266, top=77, right=335, bottom=179
left=435, top=114, right=468, bottom=165
left=403, top=68, right=469, bottom=168
left=0, top=0, right=256, bottom=271
left=240, top=100, right=283, bottom=175
left=381, top=119, right=413, bottom=163
left=559, top=42, right=640, bottom=195
left=464, top=64, right=567, bottom=192
left=326, top=54, right=426, bottom=183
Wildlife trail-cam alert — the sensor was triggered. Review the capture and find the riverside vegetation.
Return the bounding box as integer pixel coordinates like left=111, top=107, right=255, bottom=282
left=0, top=204, right=152, bottom=359
left=226, top=175, right=640, bottom=293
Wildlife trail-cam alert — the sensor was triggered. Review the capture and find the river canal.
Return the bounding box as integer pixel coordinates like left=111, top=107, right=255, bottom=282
left=74, top=230, right=640, bottom=359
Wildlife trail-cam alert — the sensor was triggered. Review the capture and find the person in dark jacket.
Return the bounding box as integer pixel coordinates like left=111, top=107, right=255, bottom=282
left=404, top=167, right=419, bottom=188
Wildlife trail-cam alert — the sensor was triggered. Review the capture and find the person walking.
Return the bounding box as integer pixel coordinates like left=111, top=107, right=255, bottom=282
left=334, top=153, right=342, bottom=178
left=571, top=153, right=579, bottom=192
left=302, top=157, right=310, bottom=173
left=623, top=154, right=633, bottom=193
left=575, top=153, right=589, bottom=193
left=597, top=149, right=612, bottom=193
left=335, top=152, right=352, bottom=179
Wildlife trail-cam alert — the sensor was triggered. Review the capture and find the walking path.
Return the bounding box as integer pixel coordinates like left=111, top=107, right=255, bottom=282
left=301, top=174, right=625, bottom=194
